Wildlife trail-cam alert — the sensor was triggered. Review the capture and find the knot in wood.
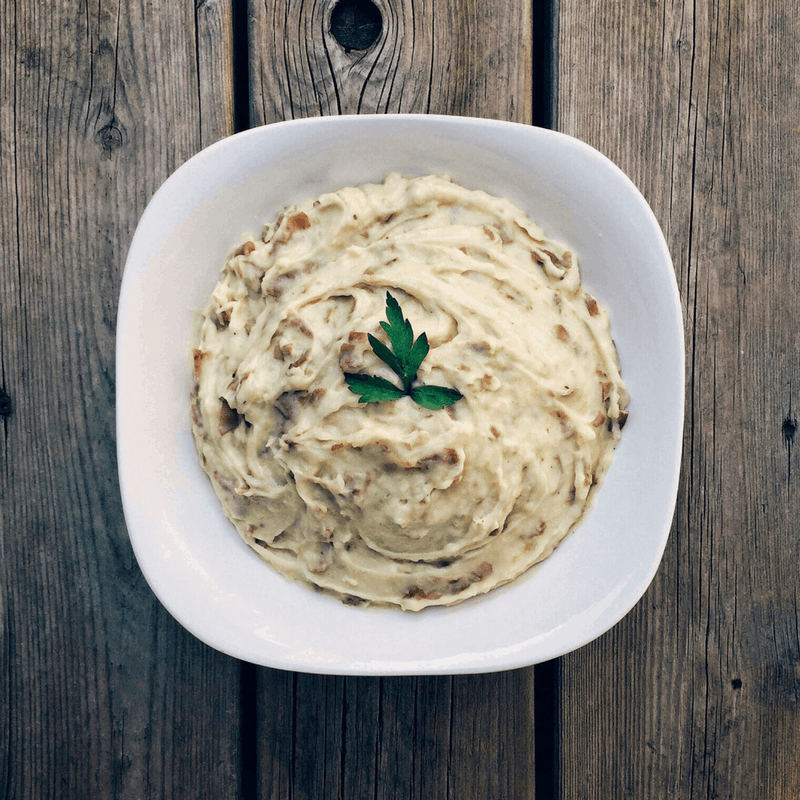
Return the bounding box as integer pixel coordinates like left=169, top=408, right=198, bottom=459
left=95, top=123, right=124, bottom=157
left=329, top=0, right=382, bottom=52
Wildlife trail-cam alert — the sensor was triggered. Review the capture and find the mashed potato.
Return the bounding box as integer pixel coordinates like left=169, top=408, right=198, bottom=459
left=190, top=173, right=628, bottom=610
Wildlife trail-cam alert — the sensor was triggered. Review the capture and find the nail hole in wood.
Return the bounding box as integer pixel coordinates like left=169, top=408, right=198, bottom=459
left=0, top=387, right=12, bottom=417
left=330, top=0, right=382, bottom=52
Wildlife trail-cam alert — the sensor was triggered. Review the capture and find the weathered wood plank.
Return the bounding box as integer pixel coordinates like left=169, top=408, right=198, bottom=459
left=256, top=670, right=536, bottom=799
left=0, top=1, right=240, bottom=797
left=248, top=3, right=537, bottom=797
left=249, top=0, right=533, bottom=123
left=447, top=670, right=537, bottom=800
left=556, top=0, right=800, bottom=797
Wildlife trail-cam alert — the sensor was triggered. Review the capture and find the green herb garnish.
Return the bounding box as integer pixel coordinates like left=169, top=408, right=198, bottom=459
left=344, top=292, right=464, bottom=410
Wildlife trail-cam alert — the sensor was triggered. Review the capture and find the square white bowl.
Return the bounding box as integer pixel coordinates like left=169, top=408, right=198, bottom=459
left=116, top=115, right=684, bottom=675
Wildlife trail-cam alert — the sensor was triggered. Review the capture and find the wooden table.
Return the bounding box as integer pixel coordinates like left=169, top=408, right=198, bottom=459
left=2, top=0, right=798, bottom=796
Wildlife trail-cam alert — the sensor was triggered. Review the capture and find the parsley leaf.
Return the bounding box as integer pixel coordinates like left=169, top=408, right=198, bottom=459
left=344, top=292, right=463, bottom=410
left=405, top=333, right=430, bottom=386
left=383, top=292, right=413, bottom=357
left=378, top=292, right=424, bottom=390
left=409, top=385, right=464, bottom=410
left=344, top=373, right=406, bottom=403
left=367, top=333, right=404, bottom=379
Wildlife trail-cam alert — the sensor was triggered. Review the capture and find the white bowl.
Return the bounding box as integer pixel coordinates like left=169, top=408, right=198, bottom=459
left=117, top=115, right=684, bottom=675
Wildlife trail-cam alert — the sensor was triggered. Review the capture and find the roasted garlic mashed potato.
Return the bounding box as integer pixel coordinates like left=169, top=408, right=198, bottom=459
left=190, top=173, right=628, bottom=610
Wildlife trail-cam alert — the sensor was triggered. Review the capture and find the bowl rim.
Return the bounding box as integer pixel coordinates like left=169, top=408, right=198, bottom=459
left=117, top=113, right=684, bottom=675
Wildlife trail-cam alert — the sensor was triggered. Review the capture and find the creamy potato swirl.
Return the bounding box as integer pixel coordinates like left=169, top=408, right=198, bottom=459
left=190, top=173, right=628, bottom=610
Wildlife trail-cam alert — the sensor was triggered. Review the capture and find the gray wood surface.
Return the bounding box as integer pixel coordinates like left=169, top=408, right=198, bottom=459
left=556, top=0, right=800, bottom=796
left=1, top=1, right=241, bottom=798
left=2, top=0, right=798, bottom=797
left=249, top=0, right=533, bottom=123
left=257, top=670, right=537, bottom=799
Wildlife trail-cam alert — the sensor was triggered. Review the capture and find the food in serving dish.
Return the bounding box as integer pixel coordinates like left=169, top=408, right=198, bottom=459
left=190, top=172, right=628, bottom=610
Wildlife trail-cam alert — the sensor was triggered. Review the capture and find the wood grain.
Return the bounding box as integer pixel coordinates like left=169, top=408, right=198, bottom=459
left=256, top=670, right=536, bottom=800
left=0, top=0, right=240, bottom=797
left=249, top=0, right=533, bottom=123
left=556, top=0, right=800, bottom=796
